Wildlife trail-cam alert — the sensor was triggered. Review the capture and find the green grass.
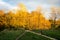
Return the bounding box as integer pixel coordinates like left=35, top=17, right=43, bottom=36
left=32, top=30, right=42, bottom=33
left=0, top=29, right=24, bottom=40
left=32, top=30, right=60, bottom=40
left=1, top=29, right=57, bottom=40
left=18, top=32, right=51, bottom=40
left=42, top=30, right=60, bottom=40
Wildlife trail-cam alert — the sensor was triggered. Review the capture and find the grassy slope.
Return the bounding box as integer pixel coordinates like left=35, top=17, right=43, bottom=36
left=1, top=29, right=57, bottom=40
left=19, top=32, right=51, bottom=40
left=42, top=30, right=60, bottom=40
left=32, top=30, right=60, bottom=40
left=0, top=29, right=24, bottom=40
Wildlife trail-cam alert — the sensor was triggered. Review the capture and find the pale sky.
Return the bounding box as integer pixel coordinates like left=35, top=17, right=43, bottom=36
left=0, top=0, right=60, bottom=19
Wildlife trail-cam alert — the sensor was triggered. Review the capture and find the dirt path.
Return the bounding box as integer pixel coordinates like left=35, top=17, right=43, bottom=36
left=16, top=31, right=26, bottom=40
left=16, top=30, right=57, bottom=40
left=26, top=30, right=57, bottom=40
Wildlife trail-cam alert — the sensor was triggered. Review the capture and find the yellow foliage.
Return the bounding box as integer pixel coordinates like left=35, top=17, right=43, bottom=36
left=0, top=4, right=52, bottom=30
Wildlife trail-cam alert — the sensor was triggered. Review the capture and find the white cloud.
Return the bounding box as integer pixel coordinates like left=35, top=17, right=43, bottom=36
left=0, top=0, right=19, bottom=12
left=0, top=0, right=59, bottom=19
left=25, top=1, right=51, bottom=12
left=0, top=1, right=12, bottom=10
left=0, top=0, right=2, bottom=1
left=47, top=0, right=59, bottom=4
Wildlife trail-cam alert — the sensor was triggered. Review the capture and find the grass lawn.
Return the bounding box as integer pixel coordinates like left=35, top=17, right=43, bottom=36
left=1, top=29, right=58, bottom=40
left=0, top=29, right=24, bottom=40
left=42, top=30, right=60, bottom=40
left=32, top=30, right=60, bottom=40
left=18, top=32, right=51, bottom=40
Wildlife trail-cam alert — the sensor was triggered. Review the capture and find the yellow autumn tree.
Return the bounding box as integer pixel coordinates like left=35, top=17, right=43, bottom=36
left=14, top=3, right=29, bottom=29
left=0, top=10, right=6, bottom=30
left=0, top=3, right=51, bottom=30
left=28, top=6, right=51, bottom=30
left=5, top=11, right=15, bottom=29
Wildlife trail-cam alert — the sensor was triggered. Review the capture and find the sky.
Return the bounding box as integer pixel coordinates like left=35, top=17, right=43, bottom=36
left=0, top=0, right=60, bottom=19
